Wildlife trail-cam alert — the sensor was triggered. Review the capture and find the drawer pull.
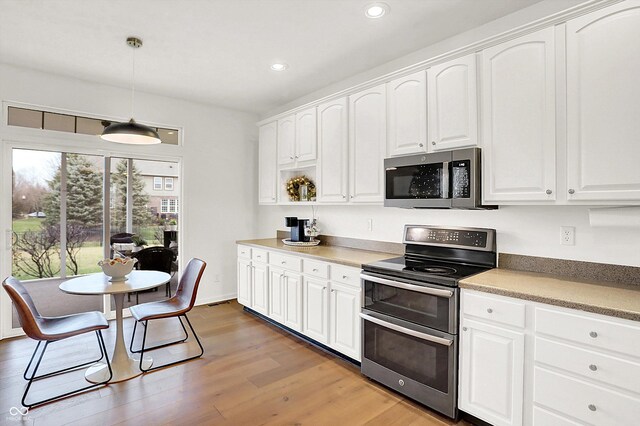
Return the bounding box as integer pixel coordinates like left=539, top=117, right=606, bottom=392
left=342, top=275, right=348, bottom=279
left=462, top=327, right=468, bottom=331
left=589, top=331, right=598, bottom=338
left=313, top=268, right=318, bottom=272
left=487, top=308, right=493, bottom=314
left=281, top=261, right=286, bottom=264
left=257, top=255, right=262, bottom=259
left=588, top=404, right=596, bottom=412
left=589, top=364, right=598, bottom=371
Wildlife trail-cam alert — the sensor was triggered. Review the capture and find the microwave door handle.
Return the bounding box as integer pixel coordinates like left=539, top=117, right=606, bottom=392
left=360, top=313, right=454, bottom=346
left=442, top=161, right=450, bottom=199
left=360, top=273, right=454, bottom=298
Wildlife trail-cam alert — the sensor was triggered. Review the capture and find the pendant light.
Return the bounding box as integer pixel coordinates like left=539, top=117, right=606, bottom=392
left=101, top=37, right=161, bottom=145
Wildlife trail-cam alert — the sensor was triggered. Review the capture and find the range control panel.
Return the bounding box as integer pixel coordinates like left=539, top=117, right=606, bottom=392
left=404, top=225, right=494, bottom=250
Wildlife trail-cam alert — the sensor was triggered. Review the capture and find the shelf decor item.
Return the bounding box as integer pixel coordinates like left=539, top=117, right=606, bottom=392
left=286, top=175, right=316, bottom=201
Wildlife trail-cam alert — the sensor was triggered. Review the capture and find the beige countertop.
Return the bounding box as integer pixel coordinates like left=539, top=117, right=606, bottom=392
left=460, top=268, right=640, bottom=322
left=236, top=238, right=397, bottom=268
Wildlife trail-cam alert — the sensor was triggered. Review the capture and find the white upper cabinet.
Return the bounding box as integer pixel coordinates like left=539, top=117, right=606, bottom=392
left=317, top=97, right=349, bottom=203
left=349, top=84, right=386, bottom=203
left=481, top=27, right=557, bottom=202
left=295, top=107, right=317, bottom=164
left=258, top=122, right=277, bottom=204
left=428, top=53, right=478, bottom=151
left=277, top=115, right=296, bottom=167
left=386, top=71, right=427, bottom=156
left=566, top=1, right=640, bottom=202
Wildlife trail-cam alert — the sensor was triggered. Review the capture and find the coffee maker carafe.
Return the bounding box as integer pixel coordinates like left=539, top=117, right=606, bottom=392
left=285, top=217, right=310, bottom=242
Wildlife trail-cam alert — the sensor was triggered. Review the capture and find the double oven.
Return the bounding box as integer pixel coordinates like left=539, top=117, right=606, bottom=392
left=360, top=225, right=496, bottom=419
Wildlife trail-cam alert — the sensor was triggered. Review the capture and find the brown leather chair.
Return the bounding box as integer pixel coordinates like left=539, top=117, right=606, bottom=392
left=2, top=277, right=112, bottom=408
left=129, top=258, right=206, bottom=372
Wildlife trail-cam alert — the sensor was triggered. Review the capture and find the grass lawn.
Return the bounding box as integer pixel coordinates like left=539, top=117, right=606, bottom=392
left=12, top=217, right=46, bottom=233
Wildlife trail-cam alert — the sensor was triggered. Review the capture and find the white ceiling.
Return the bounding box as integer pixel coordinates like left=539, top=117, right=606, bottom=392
left=0, top=0, right=545, bottom=115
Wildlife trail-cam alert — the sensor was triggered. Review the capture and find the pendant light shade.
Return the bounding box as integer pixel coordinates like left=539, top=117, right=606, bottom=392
left=101, top=37, right=161, bottom=145
left=102, top=118, right=161, bottom=145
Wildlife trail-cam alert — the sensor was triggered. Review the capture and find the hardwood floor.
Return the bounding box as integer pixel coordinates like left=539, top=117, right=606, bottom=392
left=0, top=300, right=470, bottom=425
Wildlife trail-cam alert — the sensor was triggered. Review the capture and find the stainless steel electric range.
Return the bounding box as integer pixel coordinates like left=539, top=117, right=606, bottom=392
left=360, top=225, right=496, bottom=419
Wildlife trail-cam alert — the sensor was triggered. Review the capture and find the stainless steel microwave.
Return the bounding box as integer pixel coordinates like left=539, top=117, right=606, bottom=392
left=384, top=147, right=495, bottom=209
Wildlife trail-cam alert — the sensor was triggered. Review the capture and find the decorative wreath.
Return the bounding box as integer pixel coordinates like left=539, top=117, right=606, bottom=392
left=286, top=175, right=317, bottom=201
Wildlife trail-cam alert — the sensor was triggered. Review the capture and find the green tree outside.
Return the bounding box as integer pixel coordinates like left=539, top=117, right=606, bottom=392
left=110, top=159, right=153, bottom=231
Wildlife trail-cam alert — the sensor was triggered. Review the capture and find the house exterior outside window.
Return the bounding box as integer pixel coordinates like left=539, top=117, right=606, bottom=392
left=165, top=177, right=174, bottom=191
left=153, top=177, right=162, bottom=190
left=161, top=199, right=169, bottom=213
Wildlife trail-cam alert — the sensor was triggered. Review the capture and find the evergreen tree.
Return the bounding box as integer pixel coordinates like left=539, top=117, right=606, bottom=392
left=43, top=154, right=103, bottom=226
left=111, top=159, right=152, bottom=231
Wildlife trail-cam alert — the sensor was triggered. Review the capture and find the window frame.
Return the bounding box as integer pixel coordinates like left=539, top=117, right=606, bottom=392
left=153, top=176, right=163, bottom=190
left=164, top=177, right=174, bottom=191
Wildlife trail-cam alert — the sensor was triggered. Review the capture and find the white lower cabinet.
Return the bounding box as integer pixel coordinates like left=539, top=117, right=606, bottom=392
left=460, top=289, right=640, bottom=426
left=303, top=276, right=330, bottom=344
left=236, top=245, right=361, bottom=360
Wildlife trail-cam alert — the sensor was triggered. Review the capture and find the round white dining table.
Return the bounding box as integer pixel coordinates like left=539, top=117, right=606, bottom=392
left=59, top=270, right=171, bottom=383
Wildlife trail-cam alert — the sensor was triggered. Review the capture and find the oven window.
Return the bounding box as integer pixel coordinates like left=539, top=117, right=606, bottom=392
left=364, top=319, right=450, bottom=393
left=386, top=164, right=448, bottom=199
left=364, top=281, right=451, bottom=331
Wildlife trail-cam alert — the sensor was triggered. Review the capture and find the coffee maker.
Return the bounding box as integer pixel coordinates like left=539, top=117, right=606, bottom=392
left=285, top=217, right=310, bottom=242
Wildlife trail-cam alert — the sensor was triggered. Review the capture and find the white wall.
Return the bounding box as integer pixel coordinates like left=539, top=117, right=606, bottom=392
left=256, top=205, right=640, bottom=267
left=0, top=63, right=259, bottom=305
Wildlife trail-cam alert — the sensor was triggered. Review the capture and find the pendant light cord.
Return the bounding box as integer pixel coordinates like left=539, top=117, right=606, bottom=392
left=131, top=43, right=136, bottom=119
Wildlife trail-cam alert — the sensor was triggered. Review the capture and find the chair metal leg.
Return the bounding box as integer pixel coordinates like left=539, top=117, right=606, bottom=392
left=21, top=331, right=113, bottom=408
left=130, top=315, right=188, bottom=354
left=136, top=313, right=204, bottom=373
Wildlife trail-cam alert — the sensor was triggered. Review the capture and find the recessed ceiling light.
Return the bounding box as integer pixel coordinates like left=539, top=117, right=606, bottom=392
left=270, top=63, right=289, bottom=71
left=365, top=2, right=389, bottom=19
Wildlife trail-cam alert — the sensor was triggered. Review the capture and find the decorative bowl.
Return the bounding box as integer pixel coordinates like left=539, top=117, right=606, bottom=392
left=98, top=257, right=137, bottom=281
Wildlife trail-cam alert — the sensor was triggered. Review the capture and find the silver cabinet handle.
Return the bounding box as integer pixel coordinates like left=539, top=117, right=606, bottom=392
left=360, top=313, right=453, bottom=346
left=569, top=189, right=575, bottom=194
left=330, top=289, right=335, bottom=293
left=588, top=404, right=596, bottom=412
left=289, top=156, right=294, bottom=159
left=431, top=141, right=436, bottom=146
left=342, top=194, right=346, bottom=199
left=589, top=331, right=598, bottom=338
left=322, top=286, right=327, bottom=290
left=462, top=327, right=468, bottom=331
left=281, top=260, right=286, bottom=264
left=546, top=189, right=552, bottom=195
left=360, top=273, right=454, bottom=298
left=312, top=268, right=318, bottom=272
left=487, top=308, right=493, bottom=314
left=419, top=143, right=424, bottom=147
left=295, top=155, right=299, bottom=159
left=342, top=275, right=348, bottom=279
left=589, top=364, right=597, bottom=371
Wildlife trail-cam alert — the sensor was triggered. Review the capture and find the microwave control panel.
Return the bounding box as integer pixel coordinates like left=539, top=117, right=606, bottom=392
left=452, top=160, right=470, bottom=199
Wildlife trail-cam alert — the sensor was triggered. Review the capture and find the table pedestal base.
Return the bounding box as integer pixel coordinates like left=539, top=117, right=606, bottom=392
left=86, top=355, right=153, bottom=383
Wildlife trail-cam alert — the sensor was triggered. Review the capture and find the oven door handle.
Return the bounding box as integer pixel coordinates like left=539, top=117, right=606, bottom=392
left=360, top=273, right=454, bottom=298
left=360, top=313, right=453, bottom=347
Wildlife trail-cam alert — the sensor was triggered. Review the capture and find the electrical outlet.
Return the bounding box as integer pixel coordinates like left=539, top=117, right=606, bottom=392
left=561, top=226, right=575, bottom=245
left=367, top=219, right=373, bottom=232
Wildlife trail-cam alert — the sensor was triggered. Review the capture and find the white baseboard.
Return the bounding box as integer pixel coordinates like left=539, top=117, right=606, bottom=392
left=196, top=293, right=237, bottom=306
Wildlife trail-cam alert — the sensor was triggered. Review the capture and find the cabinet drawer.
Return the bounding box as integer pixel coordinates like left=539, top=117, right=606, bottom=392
left=251, top=248, right=269, bottom=263
left=534, top=367, right=640, bottom=426
left=237, top=245, right=251, bottom=260
left=330, top=264, right=360, bottom=287
left=533, top=407, right=583, bottom=426
left=462, top=290, right=526, bottom=328
left=303, top=259, right=329, bottom=279
left=535, top=307, right=640, bottom=358
left=535, top=337, right=640, bottom=394
left=270, top=252, right=302, bottom=272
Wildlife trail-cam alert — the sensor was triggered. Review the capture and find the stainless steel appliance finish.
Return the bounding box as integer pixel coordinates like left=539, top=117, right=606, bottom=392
left=360, top=225, right=497, bottom=419
left=384, top=147, right=495, bottom=209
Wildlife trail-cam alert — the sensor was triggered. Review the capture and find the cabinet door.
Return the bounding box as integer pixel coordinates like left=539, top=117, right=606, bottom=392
left=459, top=319, right=525, bottom=426
left=428, top=53, right=478, bottom=151
left=283, top=272, right=303, bottom=332
left=258, top=122, right=278, bottom=204
left=295, top=107, right=317, bottom=163
left=387, top=71, right=427, bottom=156
left=329, top=282, right=361, bottom=361
left=566, top=2, right=640, bottom=201
left=277, top=115, right=296, bottom=166
left=268, top=267, right=285, bottom=323
left=237, top=258, right=252, bottom=307
left=251, top=262, right=269, bottom=315
left=349, top=84, right=386, bottom=203
left=302, top=276, right=329, bottom=344
left=481, top=28, right=556, bottom=202
left=317, top=97, right=349, bottom=203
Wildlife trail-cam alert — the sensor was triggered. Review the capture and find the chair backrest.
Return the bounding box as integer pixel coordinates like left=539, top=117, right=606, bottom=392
left=2, top=277, right=46, bottom=340
left=174, top=258, right=206, bottom=311
left=136, top=246, right=175, bottom=274
left=110, top=232, right=134, bottom=244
